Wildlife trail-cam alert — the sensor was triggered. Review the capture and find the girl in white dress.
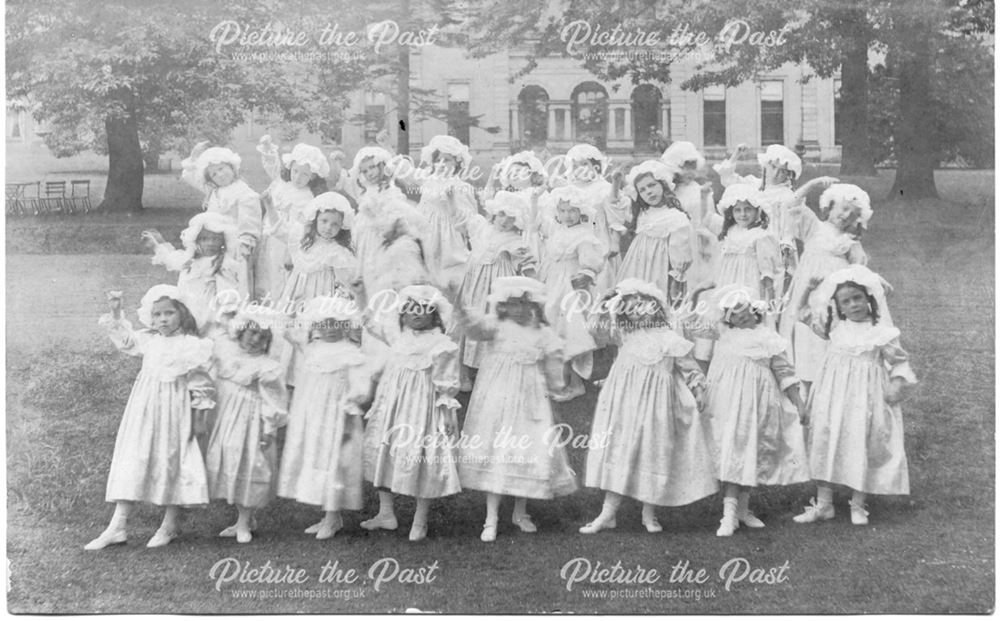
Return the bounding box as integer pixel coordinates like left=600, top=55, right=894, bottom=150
left=142, top=212, right=243, bottom=328
left=181, top=143, right=263, bottom=293
left=615, top=160, right=693, bottom=306
left=779, top=181, right=870, bottom=393
left=350, top=147, right=410, bottom=294
left=455, top=190, right=537, bottom=389
left=536, top=184, right=607, bottom=401
left=85, top=286, right=215, bottom=550
left=256, top=137, right=331, bottom=300
left=413, top=135, right=478, bottom=292
left=793, top=265, right=915, bottom=526
left=486, top=151, right=549, bottom=260
left=455, top=277, right=577, bottom=542
left=580, top=279, right=717, bottom=534
left=205, top=310, right=289, bottom=544
left=693, top=285, right=809, bottom=537
left=660, top=141, right=717, bottom=288
left=359, top=285, right=462, bottom=542
left=277, top=296, right=373, bottom=539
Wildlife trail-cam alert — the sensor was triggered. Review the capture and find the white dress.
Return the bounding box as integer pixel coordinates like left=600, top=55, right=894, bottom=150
left=98, top=315, right=215, bottom=506
left=457, top=320, right=578, bottom=498
left=205, top=341, right=288, bottom=508
left=585, top=327, right=718, bottom=506
left=705, top=324, right=810, bottom=486
left=354, top=184, right=409, bottom=293
left=712, top=227, right=783, bottom=298
left=151, top=243, right=244, bottom=329
left=258, top=181, right=314, bottom=301
left=456, top=215, right=536, bottom=368
left=616, top=207, right=693, bottom=306
left=417, top=177, right=477, bottom=291
left=779, top=207, right=867, bottom=381
left=804, top=320, right=916, bottom=494
left=674, top=180, right=717, bottom=288
left=363, top=329, right=462, bottom=498
left=277, top=339, right=372, bottom=511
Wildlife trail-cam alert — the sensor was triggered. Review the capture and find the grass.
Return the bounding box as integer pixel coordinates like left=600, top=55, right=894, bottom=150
left=5, top=168, right=995, bottom=613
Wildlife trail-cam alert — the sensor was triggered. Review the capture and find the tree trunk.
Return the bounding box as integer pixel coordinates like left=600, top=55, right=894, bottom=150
left=888, top=6, right=939, bottom=199
left=396, top=0, right=410, bottom=156
left=838, top=15, right=877, bottom=176
left=98, top=89, right=144, bottom=212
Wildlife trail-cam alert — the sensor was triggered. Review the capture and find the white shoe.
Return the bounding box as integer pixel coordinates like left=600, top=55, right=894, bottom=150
left=236, top=528, right=253, bottom=544
left=146, top=528, right=178, bottom=548
left=643, top=518, right=663, bottom=533
left=222, top=516, right=258, bottom=537
left=849, top=500, right=870, bottom=525
left=409, top=522, right=428, bottom=542
left=316, top=515, right=344, bottom=540
left=550, top=383, right=586, bottom=402
left=579, top=516, right=616, bottom=534
left=480, top=521, right=498, bottom=543
left=360, top=513, right=398, bottom=531
left=716, top=514, right=739, bottom=537
left=84, top=526, right=127, bottom=551
left=512, top=514, right=537, bottom=533
left=737, top=510, right=766, bottom=528
left=793, top=499, right=835, bottom=524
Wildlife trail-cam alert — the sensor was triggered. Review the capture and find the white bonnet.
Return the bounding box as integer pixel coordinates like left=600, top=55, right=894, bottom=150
left=179, top=212, right=239, bottom=253
left=499, top=151, right=547, bottom=187
left=281, top=143, right=331, bottom=178
left=612, top=278, right=668, bottom=308
left=704, top=284, right=770, bottom=324
left=717, top=184, right=766, bottom=214
left=660, top=141, right=706, bottom=171
left=137, top=284, right=197, bottom=329
left=756, top=144, right=802, bottom=179
left=486, top=275, right=548, bottom=307
left=811, top=264, right=889, bottom=322
left=624, top=160, right=678, bottom=201
left=549, top=184, right=597, bottom=220
left=566, top=143, right=609, bottom=173
left=298, top=294, right=361, bottom=326
left=419, top=135, right=472, bottom=171
left=195, top=147, right=242, bottom=182
left=398, top=284, right=453, bottom=327
left=483, top=190, right=530, bottom=232
left=350, top=146, right=396, bottom=187
left=300, top=192, right=355, bottom=230
left=819, top=183, right=874, bottom=228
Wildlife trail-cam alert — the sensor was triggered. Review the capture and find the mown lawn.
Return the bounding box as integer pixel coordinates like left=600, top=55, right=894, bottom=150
left=6, top=169, right=994, bottom=613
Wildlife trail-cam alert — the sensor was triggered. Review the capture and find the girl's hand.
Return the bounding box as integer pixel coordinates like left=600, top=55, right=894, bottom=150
left=797, top=402, right=809, bottom=426
left=238, top=241, right=254, bottom=259
left=107, top=291, right=124, bottom=319
left=700, top=183, right=714, bottom=196
left=879, top=276, right=894, bottom=295
left=259, top=432, right=276, bottom=449
left=807, top=276, right=825, bottom=290
left=191, top=140, right=210, bottom=159
left=141, top=229, right=166, bottom=247
left=732, top=143, right=750, bottom=159
left=259, top=134, right=274, bottom=148
left=885, top=378, right=906, bottom=404
left=692, top=385, right=706, bottom=412
left=349, top=278, right=366, bottom=298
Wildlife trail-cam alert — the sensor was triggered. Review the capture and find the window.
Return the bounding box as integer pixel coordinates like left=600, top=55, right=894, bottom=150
left=572, top=81, right=608, bottom=149
left=631, top=84, right=663, bottom=150
left=834, top=79, right=842, bottom=146
left=364, top=91, right=386, bottom=145
left=760, top=80, right=784, bottom=146
left=703, top=85, right=726, bottom=146
left=447, top=83, right=471, bottom=145
left=554, top=108, right=566, bottom=140
left=517, top=85, right=549, bottom=145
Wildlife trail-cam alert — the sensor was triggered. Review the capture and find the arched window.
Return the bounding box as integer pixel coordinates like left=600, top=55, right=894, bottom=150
left=517, top=85, right=549, bottom=146
left=572, top=81, right=608, bottom=149
left=631, top=84, right=663, bottom=151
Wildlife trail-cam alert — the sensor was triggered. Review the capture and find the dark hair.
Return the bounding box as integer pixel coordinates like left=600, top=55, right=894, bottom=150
left=825, top=280, right=880, bottom=337
left=431, top=150, right=463, bottom=175
left=721, top=303, right=765, bottom=328
left=397, top=299, right=446, bottom=332
left=628, top=172, right=687, bottom=235
left=307, top=318, right=353, bottom=343
left=191, top=228, right=228, bottom=276
left=614, top=293, right=671, bottom=332
left=719, top=201, right=770, bottom=241
left=202, top=162, right=237, bottom=188
left=234, top=320, right=273, bottom=354
left=300, top=211, right=354, bottom=252
left=151, top=296, right=200, bottom=336
left=494, top=294, right=548, bottom=326
left=357, top=158, right=390, bottom=195
left=279, top=166, right=329, bottom=197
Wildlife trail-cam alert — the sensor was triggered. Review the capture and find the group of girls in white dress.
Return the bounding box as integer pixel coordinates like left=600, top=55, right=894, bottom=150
left=84, top=134, right=916, bottom=551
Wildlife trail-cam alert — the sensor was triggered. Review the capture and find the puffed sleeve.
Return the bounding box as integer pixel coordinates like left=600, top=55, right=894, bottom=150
left=769, top=351, right=800, bottom=391
left=575, top=237, right=607, bottom=281
left=847, top=240, right=868, bottom=265
left=603, top=197, right=629, bottom=234
left=667, top=224, right=694, bottom=282
left=181, top=156, right=209, bottom=195
left=786, top=203, right=819, bottom=242
left=754, top=233, right=783, bottom=282
left=465, top=213, right=489, bottom=240
left=714, top=159, right=761, bottom=188
left=798, top=305, right=831, bottom=340
left=259, top=364, right=289, bottom=434
left=187, top=368, right=217, bottom=410
left=674, top=352, right=707, bottom=392
left=880, top=338, right=918, bottom=385
left=431, top=340, right=461, bottom=411
left=151, top=242, right=191, bottom=273
left=98, top=314, right=147, bottom=356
